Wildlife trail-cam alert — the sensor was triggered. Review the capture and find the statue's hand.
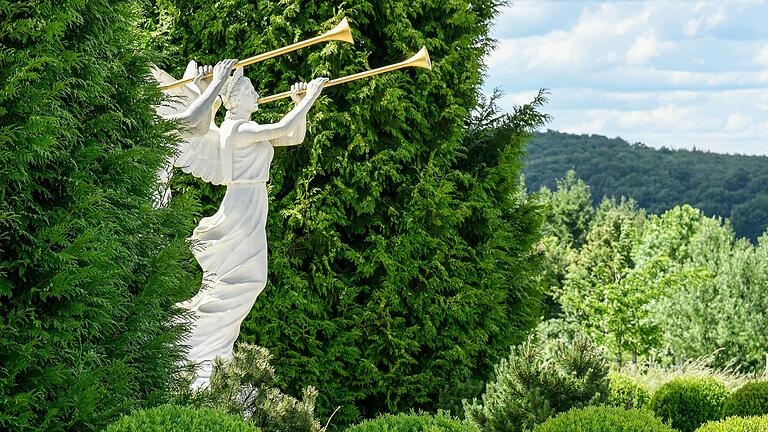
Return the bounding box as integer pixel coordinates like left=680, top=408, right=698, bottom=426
left=212, top=59, right=239, bottom=85
left=193, top=64, right=213, bottom=94
left=290, top=82, right=307, bottom=104
left=305, top=77, right=329, bottom=101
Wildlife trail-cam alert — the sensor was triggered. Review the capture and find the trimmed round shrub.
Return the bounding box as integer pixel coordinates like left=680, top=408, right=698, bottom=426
left=346, top=412, right=479, bottom=431
left=724, top=381, right=768, bottom=417
left=649, top=377, right=730, bottom=432
left=696, top=415, right=768, bottom=432
left=608, top=373, right=651, bottom=409
left=104, top=405, right=261, bottom=432
left=532, top=406, right=675, bottom=432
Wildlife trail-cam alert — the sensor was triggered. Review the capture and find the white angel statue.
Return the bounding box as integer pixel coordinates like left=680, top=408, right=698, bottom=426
left=151, top=59, right=327, bottom=387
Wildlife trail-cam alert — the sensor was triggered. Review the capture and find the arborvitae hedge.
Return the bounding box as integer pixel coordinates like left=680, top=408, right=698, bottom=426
left=144, top=0, right=546, bottom=425
left=0, top=1, right=197, bottom=430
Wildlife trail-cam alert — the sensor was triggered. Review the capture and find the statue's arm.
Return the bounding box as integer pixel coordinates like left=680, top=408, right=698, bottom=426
left=269, top=82, right=309, bottom=146
left=269, top=112, right=306, bottom=147
left=237, top=78, right=327, bottom=143
left=164, top=59, right=237, bottom=133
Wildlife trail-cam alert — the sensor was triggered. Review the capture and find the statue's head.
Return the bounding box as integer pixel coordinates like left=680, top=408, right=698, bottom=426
left=220, top=67, right=259, bottom=116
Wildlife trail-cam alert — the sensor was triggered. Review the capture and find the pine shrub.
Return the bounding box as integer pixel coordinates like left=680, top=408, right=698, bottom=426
left=104, top=405, right=261, bottom=432
left=436, top=378, right=486, bottom=417
left=143, top=0, right=549, bottom=425
left=463, top=335, right=609, bottom=432
left=345, top=412, right=479, bottom=432
left=0, top=1, right=197, bottom=430
left=724, top=381, right=768, bottom=417
left=173, top=343, right=322, bottom=432
left=696, top=415, right=768, bottom=432
left=532, top=406, right=675, bottom=432
left=608, top=373, right=651, bottom=409
left=649, top=376, right=730, bottom=432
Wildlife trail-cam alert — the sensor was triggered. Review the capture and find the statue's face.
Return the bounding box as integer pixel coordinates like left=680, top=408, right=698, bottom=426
left=236, top=79, right=259, bottom=114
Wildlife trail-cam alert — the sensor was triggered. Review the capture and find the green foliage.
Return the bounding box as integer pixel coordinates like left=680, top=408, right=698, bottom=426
left=724, top=382, right=768, bottom=417
left=621, top=353, right=752, bottom=395
left=649, top=377, right=730, bottom=432
left=532, top=406, right=675, bottom=432
left=104, top=405, right=261, bottom=432
left=608, top=373, right=651, bottom=409
left=557, top=197, right=666, bottom=361
left=463, top=335, right=609, bottom=432
left=143, top=1, right=549, bottom=425
left=0, top=1, right=197, bottom=430
left=345, top=412, right=479, bottom=432
left=637, top=206, right=768, bottom=371
left=173, top=343, right=322, bottom=432
left=696, top=415, right=768, bottom=432
left=537, top=170, right=590, bottom=319
left=540, top=170, right=594, bottom=248
left=539, top=169, right=768, bottom=373
left=436, top=379, right=486, bottom=418
left=524, top=130, right=768, bottom=242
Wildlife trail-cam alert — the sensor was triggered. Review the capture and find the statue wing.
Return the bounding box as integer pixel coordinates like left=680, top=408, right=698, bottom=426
left=150, top=61, right=203, bottom=117
left=150, top=62, right=229, bottom=185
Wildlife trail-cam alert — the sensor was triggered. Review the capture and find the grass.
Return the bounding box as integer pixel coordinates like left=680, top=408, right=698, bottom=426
left=618, top=351, right=756, bottom=393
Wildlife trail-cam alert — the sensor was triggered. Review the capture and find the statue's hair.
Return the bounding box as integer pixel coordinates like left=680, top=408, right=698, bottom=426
left=219, top=67, right=256, bottom=113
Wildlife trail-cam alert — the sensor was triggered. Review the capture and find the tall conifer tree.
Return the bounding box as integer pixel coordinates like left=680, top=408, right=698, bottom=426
left=144, top=0, right=547, bottom=424
left=0, top=1, right=197, bottom=429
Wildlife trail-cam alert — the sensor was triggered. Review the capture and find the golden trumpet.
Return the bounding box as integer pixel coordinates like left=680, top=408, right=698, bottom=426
left=258, top=46, right=432, bottom=104
left=159, top=17, right=354, bottom=91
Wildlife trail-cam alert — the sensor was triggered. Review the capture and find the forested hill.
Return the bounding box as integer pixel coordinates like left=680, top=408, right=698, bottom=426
left=524, top=130, right=768, bottom=241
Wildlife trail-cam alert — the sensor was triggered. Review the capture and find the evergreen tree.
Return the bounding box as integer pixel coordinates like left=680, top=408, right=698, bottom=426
left=143, top=1, right=547, bottom=424
left=464, top=335, right=609, bottom=432
left=0, top=1, right=197, bottom=430
left=537, top=170, right=593, bottom=319
left=540, top=170, right=594, bottom=248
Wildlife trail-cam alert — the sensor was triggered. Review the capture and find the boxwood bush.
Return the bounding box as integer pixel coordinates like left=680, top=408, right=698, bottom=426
left=345, top=412, right=478, bottom=431
left=532, top=406, right=675, bottom=432
left=649, top=377, right=730, bottom=432
left=723, top=381, right=768, bottom=417
left=104, top=405, right=261, bottom=432
left=696, top=415, right=768, bottom=432
left=608, top=373, right=651, bottom=409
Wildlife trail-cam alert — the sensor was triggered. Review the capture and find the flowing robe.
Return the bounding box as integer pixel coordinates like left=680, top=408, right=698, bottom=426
left=175, top=118, right=275, bottom=388
left=150, top=65, right=308, bottom=387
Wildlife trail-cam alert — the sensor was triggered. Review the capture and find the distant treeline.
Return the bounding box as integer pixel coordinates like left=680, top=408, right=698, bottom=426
left=524, top=130, right=768, bottom=242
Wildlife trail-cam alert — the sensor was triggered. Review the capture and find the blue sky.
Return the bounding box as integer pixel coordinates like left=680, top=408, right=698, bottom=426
left=483, top=0, right=768, bottom=155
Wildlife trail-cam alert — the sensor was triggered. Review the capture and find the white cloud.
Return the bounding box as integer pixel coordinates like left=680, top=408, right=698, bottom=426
left=485, top=1, right=768, bottom=155
left=626, top=33, right=672, bottom=65
left=487, top=2, right=657, bottom=73
left=757, top=45, right=768, bottom=66
left=684, top=3, right=728, bottom=36
left=724, top=113, right=753, bottom=130
left=536, top=88, right=768, bottom=155
left=499, top=91, right=542, bottom=108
